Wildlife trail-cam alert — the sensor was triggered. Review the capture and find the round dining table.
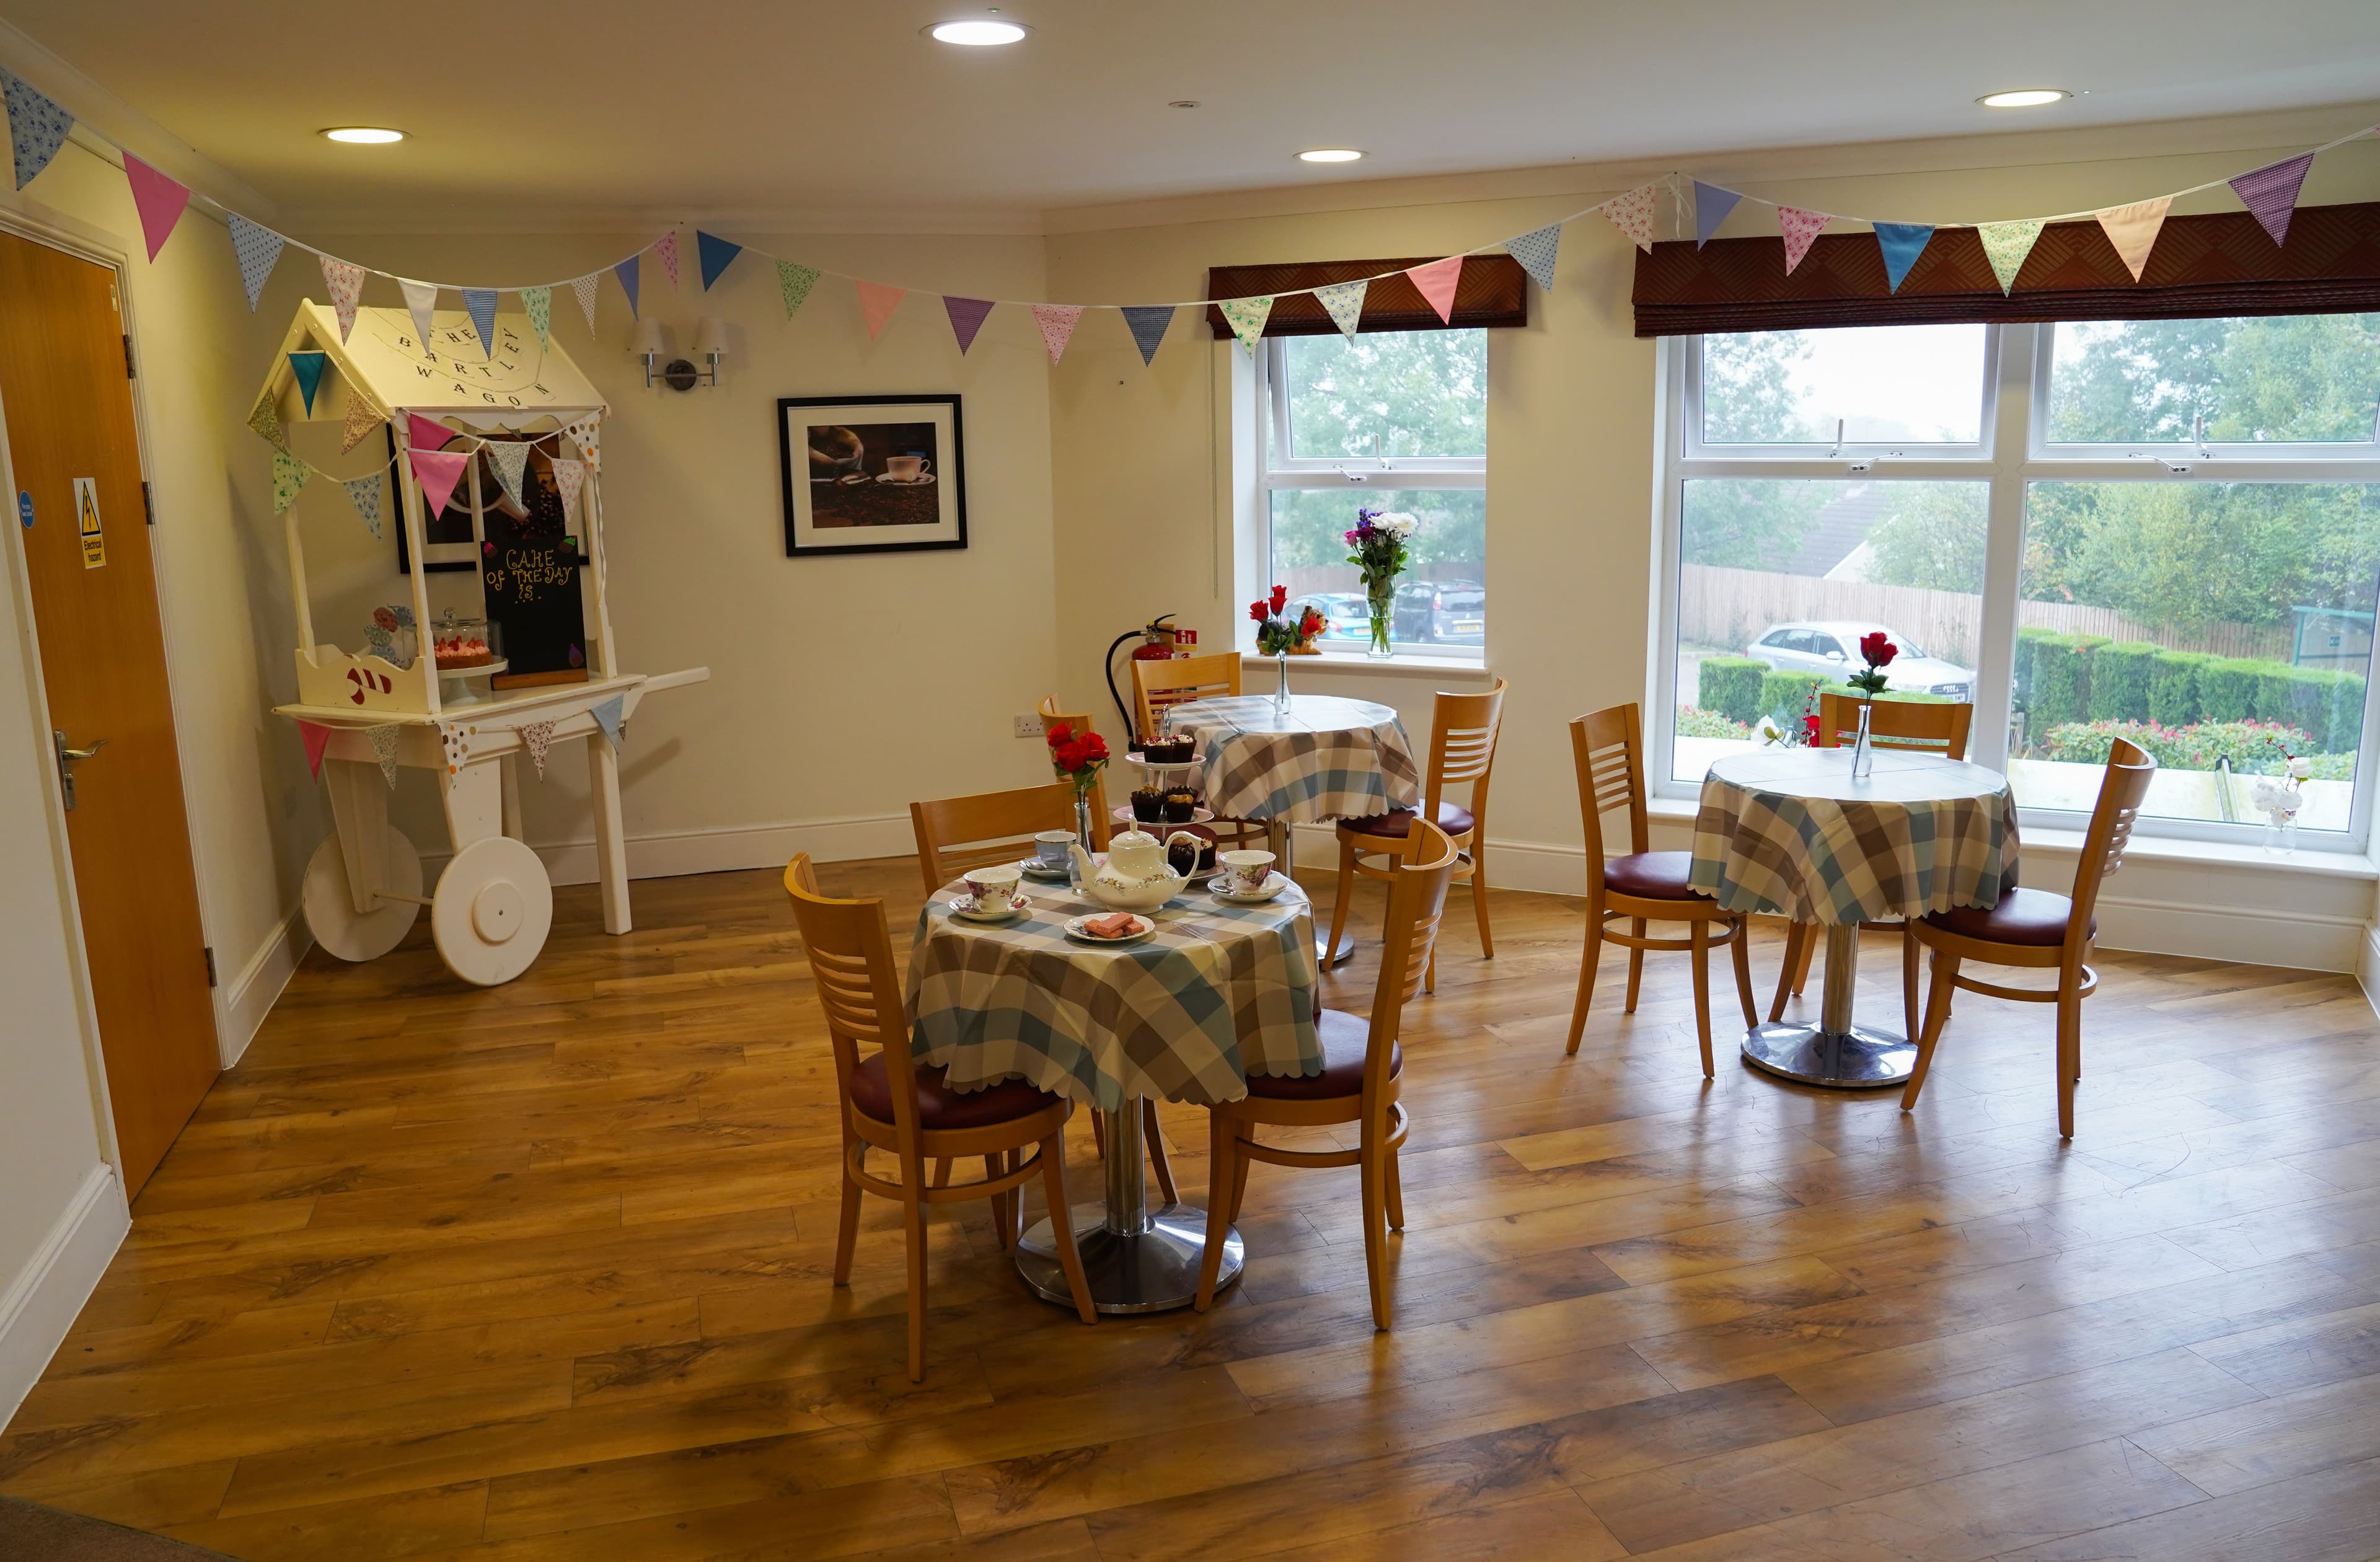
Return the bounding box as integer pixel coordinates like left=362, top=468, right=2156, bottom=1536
left=1690, top=746, right=2021, bottom=1088
left=906, top=874, right=1322, bottom=1313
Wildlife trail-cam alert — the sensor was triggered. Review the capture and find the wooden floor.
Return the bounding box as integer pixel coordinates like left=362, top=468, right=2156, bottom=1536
left=6, top=860, right=2380, bottom=1561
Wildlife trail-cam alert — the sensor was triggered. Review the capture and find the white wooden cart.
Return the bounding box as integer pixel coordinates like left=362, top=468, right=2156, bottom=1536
left=260, top=299, right=707, bottom=985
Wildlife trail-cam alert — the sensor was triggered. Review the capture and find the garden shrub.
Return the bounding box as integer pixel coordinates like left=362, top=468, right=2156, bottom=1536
left=2086, top=642, right=2161, bottom=723
left=2025, top=632, right=2104, bottom=731
left=1675, top=706, right=1753, bottom=739
left=2037, top=718, right=2319, bottom=775
left=1696, top=657, right=1768, bottom=726
left=2273, top=665, right=2365, bottom=755
left=2012, top=625, right=2062, bottom=705
left=1757, top=669, right=1831, bottom=727
left=2147, top=651, right=2209, bottom=726
left=2196, top=658, right=2265, bottom=723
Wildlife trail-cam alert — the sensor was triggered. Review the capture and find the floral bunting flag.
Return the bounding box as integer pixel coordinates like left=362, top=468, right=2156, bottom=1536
left=1120, top=305, right=1174, bottom=366
left=1603, top=182, right=1663, bottom=252
left=1872, top=223, right=1934, bottom=293
left=247, top=389, right=288, bottom=451
left=298, top=719, right=332, bottom=780
left=488, top=441, right=529, bottom=510
left=123, top=154, right=190, bottom=261
left=519, top=720, right=558, bottom=779
left=521, top=285, right=551, bottom=346
left=614, top=254, right=640, bottom=319
left=1217, top=295, right=1272, bottom=356
left=570, top=274, right=600, bottom=333
left=696, top=230, right=741, bottom=291
left=1692, top=182, right=1743, bottom=248
left=1406, top=258, right=1463, bottom=324
left=550, top=457, right=586, bottom=527
left=462, top=287, right=498, bottom=358
left=1777, top=206, right=1830, bottom=275
left=1031, top=303, right=1083, bottom=364
left=1, top=67, right=72, bottom=189
left=365, top=723, right=401, bottom=787
left=271, top=448, right=309, bottom=514
left=2096, top=195, right=2172, bottom=281
left=653, top=229, right=679, bottom=289
left=408, top=446, right=470, bottom=519
left=1315, top=278, right=1368, bottom=340
left=341, top=384, right=381, bottom=452
left=856, top=280, right=906, bottom=339
left=287, top=350, right=327, bottom=415
left=943, top=296, right=994, bottom=354
left=227, top=214, right=284, bottom=309
left=1978, top=218, right=2045, bottom=294
left=343, top=472, right=384, bottom=540
left=2231, top=152, right=2315, bottom=246
left=1504, top=224, right=1562, bottom=291
left=320, top=255, right=366, bottom=340
left=399, top=278, right=438, bottom=351
left=777, top=261, right=821, bottom=317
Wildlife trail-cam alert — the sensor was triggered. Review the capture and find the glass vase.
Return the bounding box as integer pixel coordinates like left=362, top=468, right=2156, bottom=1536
left=2264, top=815, right=2299, bottom=856
left=1850, top=699, right=1875, bottom=782
left=1273, top=651, right=1293, bottom=717
left=1071, top=790, right=1096, bottom=892
left=1365, top=577, right=1395, bottom=659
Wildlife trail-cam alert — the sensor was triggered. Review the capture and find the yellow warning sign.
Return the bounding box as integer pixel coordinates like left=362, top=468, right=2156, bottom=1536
left=74, top=477, right=104, bottom=569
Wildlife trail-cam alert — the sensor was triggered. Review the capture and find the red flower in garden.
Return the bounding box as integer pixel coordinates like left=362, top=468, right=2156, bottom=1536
left=1803, top=712, right=1822, bottom=741
left=1859, top=631, right=1897, bottom=668
left=1269, top=583, right=1288, bottom=614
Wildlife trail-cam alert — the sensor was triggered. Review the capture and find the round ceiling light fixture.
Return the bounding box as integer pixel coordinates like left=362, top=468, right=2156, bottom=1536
left=928, top=18, right=1029, bottom=45
left=1297, top=148, right=1364, bottom=164
left=1978, top=88, right=2070, bottom=108
left=320, top=126, right=407, bottom=144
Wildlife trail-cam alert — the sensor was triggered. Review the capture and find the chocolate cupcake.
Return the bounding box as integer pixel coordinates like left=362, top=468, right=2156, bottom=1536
left=1163, top=787, right=1197, bottom=823
left=1130, top=787, right=1166, bottom=823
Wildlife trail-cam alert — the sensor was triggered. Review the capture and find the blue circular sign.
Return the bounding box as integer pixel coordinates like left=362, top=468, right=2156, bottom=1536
left=16, top=491, right=30, bottom=529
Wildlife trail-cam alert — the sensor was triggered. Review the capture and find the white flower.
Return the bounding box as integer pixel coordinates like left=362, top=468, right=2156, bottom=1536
left=2288, top=757, right=2312, bottom=780
left=1753, top=715, right=1785, bottom=747
left=1376, top=511, right=1419, bottom=538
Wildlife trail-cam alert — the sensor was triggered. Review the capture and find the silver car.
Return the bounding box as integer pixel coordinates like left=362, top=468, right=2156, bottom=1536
left=1747, top=620, right=1975, bottom=700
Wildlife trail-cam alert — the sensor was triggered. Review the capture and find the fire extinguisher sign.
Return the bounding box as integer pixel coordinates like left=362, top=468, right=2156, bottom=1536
left=73, top=477, right=105, bottom=569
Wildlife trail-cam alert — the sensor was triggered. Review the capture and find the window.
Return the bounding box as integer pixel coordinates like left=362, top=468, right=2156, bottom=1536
left=1658, top=314, right=2380, bottom=850
left=1262, top=330, right=1487, bottom=655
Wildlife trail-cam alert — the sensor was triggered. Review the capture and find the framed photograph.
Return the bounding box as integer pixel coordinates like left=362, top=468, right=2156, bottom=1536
left=778, top=395, right=966, bottom=557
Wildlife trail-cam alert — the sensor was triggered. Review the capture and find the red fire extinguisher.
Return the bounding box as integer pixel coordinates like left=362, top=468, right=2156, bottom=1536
left=1106, top=614, right=1186, bottom=746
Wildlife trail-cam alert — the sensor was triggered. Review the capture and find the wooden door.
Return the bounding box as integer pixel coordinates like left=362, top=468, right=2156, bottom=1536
left=0, top=230, right=218, bottom=1196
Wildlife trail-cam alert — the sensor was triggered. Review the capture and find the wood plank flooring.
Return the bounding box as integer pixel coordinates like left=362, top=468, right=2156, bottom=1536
left=6, top=859, right=2380, bottom=1559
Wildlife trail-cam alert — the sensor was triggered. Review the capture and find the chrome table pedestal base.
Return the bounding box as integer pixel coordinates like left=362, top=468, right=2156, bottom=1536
left=1740, top=922, right=1917, bottom=1089
left=1013, top=1101, right=1241, bottom=1315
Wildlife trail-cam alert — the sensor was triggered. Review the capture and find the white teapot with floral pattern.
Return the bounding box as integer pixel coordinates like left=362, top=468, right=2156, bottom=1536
left=1070, top=828, right=1201, bottom=911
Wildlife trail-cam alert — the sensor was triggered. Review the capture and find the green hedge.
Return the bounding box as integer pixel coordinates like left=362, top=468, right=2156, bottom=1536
left=2264, top=664, right=2365, bottom=755
left=1757, top=669, right=1831, bottom=726
left=1697, top=657, right=1768, bottom=725
left=2025, top=632, right=2107, bottom=731
left=2086, top=641, right=2162, bottom=723
left=2148, top=650, right=2210, bottom=726
left=2197, top=658, right=2264, bottom=723
left=2013, top=625, right=2063, bottom=705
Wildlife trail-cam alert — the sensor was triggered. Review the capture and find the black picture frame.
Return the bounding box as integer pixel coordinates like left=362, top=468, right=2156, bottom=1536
left=778, top=394, right=967, bottom=558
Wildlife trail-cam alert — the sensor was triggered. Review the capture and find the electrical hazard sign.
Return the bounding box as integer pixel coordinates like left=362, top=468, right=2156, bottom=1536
left=74, top=477, right=104, bottom=569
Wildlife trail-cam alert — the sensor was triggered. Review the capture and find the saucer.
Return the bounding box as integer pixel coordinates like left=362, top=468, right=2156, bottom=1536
left=1064, top=914, right=1154, bottom=946
left=1018, top=858, right=1071, bottom=883
left=1212, top=873, right=1290, bottom=904
left=873, top=472, right=937, bottom=485
left=951, top=894, right=1029, bottom=922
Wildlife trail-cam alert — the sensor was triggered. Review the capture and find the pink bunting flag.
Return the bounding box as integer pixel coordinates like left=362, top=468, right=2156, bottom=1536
left=1404, top=257, right=1463, bottom=324
left=407, top=447, right=470, bottom=519
left=1031, top=304, right=1083, bottom=364
left=406, top=412, right=452, bottom=455
left=2096, top=196, right=2172, bottom=282
left=319, top=254, right=366, bottom=340
left=122, top=154, right=191, bottom=262
left=654, top=229, right=680, bottom=289
left=1777, top=206, right=1830, bottom=275
left=299, top=719, right=332, bottom=780
left=1602, top=182, right=1662, bottom=252
left=855, top=280, right=906, bottom=340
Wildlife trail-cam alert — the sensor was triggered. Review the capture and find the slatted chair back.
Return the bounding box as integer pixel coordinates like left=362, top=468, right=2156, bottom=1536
left=1359, top=820, right=1458, bottom=1110
left=1815, top=692, right=1973, bottom=760
left=2065, top=737, right=2156, bottom=959
left=1571, top=704, right=1650, bottom=893
left=782, top=854, right=923, bottom=1147
left=1132, top=651, right=1241, bottom=744
left=1422, top=679, right=1508, bottom=820
left=1038, top=694, right=1101, bottom=748
left=910, top=782, right=1109, bottom=895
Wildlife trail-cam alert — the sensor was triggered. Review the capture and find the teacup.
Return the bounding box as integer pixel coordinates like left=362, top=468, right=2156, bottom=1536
left=886, top=454, right=931, bottom=482
left=1218, top=850, right=1275, bottom=894
left=1033, top=830, right=1074, bottom=870
left=963, top=863, right=1023, bottom=908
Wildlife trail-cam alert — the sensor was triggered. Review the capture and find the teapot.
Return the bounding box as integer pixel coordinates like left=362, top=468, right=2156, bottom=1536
left=1069, top=828, right=1202, bottom=912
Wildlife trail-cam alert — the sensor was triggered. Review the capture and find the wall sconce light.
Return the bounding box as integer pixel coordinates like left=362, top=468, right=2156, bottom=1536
left=631, top=317, right=667, bottom=389
left=631, top=317, right=731, bottom=393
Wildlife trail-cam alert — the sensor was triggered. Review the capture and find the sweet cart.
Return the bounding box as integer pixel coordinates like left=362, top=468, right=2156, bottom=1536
left=258, top=299, right=707, bottom=986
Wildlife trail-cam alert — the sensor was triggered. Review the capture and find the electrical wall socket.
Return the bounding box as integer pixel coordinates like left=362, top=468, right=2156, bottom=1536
left=1013, top=713, right=1045, bottom=738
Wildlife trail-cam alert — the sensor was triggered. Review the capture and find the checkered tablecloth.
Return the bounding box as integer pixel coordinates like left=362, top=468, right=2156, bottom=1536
left=1161, top=694, right=1420, bottom=825
left=906, top=879, right=1322, bottom=1110
left=1689, top=748, right=2019, bottom=926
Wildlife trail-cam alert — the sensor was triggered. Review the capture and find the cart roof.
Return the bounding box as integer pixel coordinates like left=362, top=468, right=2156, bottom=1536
left=257, top=299, right=607, bottom=427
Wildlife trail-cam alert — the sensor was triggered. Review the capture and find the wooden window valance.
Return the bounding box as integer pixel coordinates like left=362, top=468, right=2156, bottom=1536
left=1204, top=255, right=1527, bottom=339
left=1632, top=200, right=2380, bottom=337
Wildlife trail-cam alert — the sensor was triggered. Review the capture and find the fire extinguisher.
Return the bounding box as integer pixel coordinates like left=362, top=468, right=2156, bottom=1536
left=1106, top=614, right=1189, bottom=745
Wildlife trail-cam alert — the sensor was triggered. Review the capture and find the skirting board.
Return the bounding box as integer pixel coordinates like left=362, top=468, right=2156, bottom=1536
left=0, top=1163, right=126, bottom=1426
left=218, top=906, right=309, bottom=1069
left=423, top=811, right=919, bottom=888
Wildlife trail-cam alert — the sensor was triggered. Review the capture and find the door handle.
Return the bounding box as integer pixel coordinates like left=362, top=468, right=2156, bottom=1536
left=53, top=730, right=107, bottom=811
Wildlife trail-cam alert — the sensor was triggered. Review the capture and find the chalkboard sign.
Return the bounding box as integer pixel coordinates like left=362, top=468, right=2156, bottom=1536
left=482, top=459, right=588, bottom=688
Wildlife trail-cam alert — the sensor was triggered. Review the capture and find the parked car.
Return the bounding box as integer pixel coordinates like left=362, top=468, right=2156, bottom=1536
left=1747, top=620, right=1975, bottom=700
left=1304, top=593, right=1372, bottom=642
left=1393, top=579, right=1487, bottom=645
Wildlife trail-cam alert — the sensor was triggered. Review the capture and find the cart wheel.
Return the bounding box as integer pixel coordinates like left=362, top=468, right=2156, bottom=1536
left=431, top=836, right=553, bottom=987
left=301, top=827, right=421, bottom=963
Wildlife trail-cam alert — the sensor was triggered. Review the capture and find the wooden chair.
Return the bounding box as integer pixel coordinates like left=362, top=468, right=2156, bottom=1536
left=1901, top=739, right=2155, bottom=1139
left=782, top=854, right=1095, bottom=1380
left=1564, top=704, right=1758, bottom=1075
left=1324, top=679, right=1507, bottom=976
left=1130, top=651, right=1241, bottom=744
left=1196, top=819, right=1458, bottom=1330
left=1774, top=695, right=1978, bottom=1038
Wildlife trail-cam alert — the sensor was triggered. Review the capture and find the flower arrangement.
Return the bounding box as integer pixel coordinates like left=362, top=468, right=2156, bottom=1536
left=1248, top=584, right=1326, bottom=656
left=1846, top=630, right=1897, bottom=697
left=1344, top=506, right=1418, bottom=658
left=1044, top=720, right=1109, bottom=800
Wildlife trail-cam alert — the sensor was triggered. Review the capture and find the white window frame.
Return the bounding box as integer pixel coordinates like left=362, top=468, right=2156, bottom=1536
left=1651, top=319, right=2380, bottom=854
left=1258, top=333, right=1487, bottom=661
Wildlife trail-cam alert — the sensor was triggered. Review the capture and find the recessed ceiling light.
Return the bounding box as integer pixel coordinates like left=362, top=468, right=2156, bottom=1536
left=1298, top=148, right=1363, bottom=164
left=929, top=19, right=1029, bottom=45
left=1978, top=88, right=2070, bottom=108
left=320, top=126, right=405, bottom=144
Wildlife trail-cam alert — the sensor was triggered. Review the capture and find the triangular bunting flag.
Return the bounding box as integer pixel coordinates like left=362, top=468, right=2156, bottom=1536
left=1405, top=258, right=1463, bottom=324
left=570, top=274, right=599, bottom=333
left=1031, top=304, right=1083, bottom=364
left=566, top=417, right=601, bottom=469
left=343, top=472, right=384, bottom=540
left=2096, top=196, right=2172, bottom=282
left=287, top=351, right=327, bottom=415
left=943, top=296, right=994, bottom=354
left=653, top=230, right=679, bottom=289
left=1872, top=223, right=1935, bottom=293
left=1314, top=279, right=1368, bottom=340
left=1603, top=182, right=1663, bottom=252
left=247, top=390, right=288, bottom=451
left=550, top=457, right=586, bottom=527
left=777, top=261, right=821, bottom=317
left=2231, top=152, right=2314, bottom=247
left=1217, top=295, right=1272, bottom=356
left=271, top=448, right=309, bottom=514
left=519, top=720, right=558, bottom=779
left=320, top=255, right=365, bottom=340
left=366, top=723, right=400, bottom=788
left=399, top=279, right=438, bottom=352
left=1505, top=224, right=1562, bottom=291
left=227, top=214, right=284, bottom=309
left=462, top=288, right=498, bottom=358
left=1120, top=305, right=1174, bottom=366
left=341, top=385, right=381, bottom=453
left=298, top=720, right=332, bottom=780
left=1978, top=219, right=2046, bottom=294
left=123, top=155, right=190, bottom=262
left=521, top=285, right=551, bottom=346
left=487, top=441, right=529, bottom=510
left=589, top=695, right=625, bottom=747
left=614, top=254, right=640, bottom=318
left=407, top=448, right=470, bottom=519
left=407, top=412, right=452, bottom=455
left=697, top=231, right=742, bottom=291
left=856, top=280, right=906, bottom=339
left=1, top=68, right=71, bottom=190
left=1693, top=182, right=1743, bottom=248
left=1777, top=206, right=1830, bottom=275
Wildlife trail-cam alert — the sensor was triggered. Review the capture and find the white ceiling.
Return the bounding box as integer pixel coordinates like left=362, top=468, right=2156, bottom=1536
left=8, top=0, right=2380, bottom=226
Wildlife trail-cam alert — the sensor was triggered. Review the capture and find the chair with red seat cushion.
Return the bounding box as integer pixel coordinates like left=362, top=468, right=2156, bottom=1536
left=1566, top=705, right=1758, bottom=1075
left=783, top=854, right=1096, bottom=1380
left=1901, top=740, right=2156, bottom=1138
left=1198, top=819, right=1459, bottom=1331
left=1324, top=681, right=1507, bottom=981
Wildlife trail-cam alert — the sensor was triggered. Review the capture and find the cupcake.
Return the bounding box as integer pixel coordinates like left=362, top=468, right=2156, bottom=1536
left=1163, top=787, right=1197, bottom=823
left=1130, top=787, right=1166, bottom=823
